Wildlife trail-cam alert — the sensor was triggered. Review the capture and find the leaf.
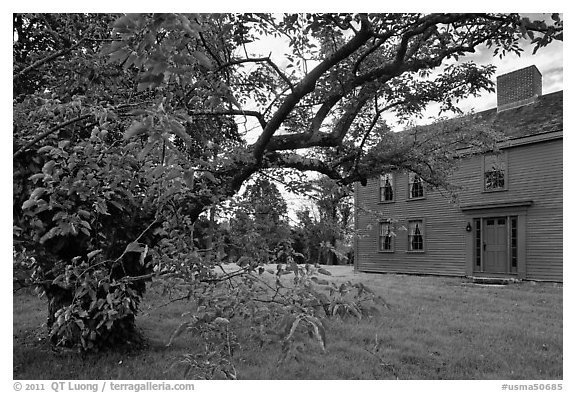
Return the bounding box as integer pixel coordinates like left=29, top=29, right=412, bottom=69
left=124, top=121, right=149, bottom=139
left=58, top=140, right=71, bottom=149
left=192, top=51, right=213, bottom=70
left=213, top=317, right=230, bottom=325
left=137, top=140, right=157, bottom=160
left=183, top=169, right=195, bottom=188
left=37, top=145, right=53, bottom=154
left=28, top=173, right=45, bottom=182
left=124, top=242, right=146, bottom=254
left=237, top=256, right=251, bottom=266
left=87, top=249, right=103, bottom=260
left=78, top=209, right=91, bottom=219
left=22, top=199, right=37, bottom=210
left=108, top=48, right=131, bottom=64
left=139, top=245, right=149, bottom=265
left=306, top=316, right=326, bottom=351
left=311, top=277, right=329, bottom=285
left=177, top=14, right=201, bottom=38
left=204, top=171, right=217, bottom=183
left=42, top=160, right=56, bottom=175
left=137, top=73, right=165, bottom=91
left=318, top=268, right=332, bottom=276
left=285, top=317, right=301, bottom=342
left=169, top=120, right=191, bottom=145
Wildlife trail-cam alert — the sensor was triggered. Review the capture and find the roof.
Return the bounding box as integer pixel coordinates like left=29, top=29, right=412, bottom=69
left=473, top=90, right=563, bottom=139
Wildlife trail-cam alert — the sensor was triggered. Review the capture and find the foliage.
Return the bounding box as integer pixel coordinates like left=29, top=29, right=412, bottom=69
left=228, top=177, right=292, bottom=263
left=293, top=178, right=354, bottom=265
left=165, top=259, right=385, bottom=377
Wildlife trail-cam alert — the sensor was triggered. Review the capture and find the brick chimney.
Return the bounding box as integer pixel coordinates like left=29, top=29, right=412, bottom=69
left=496, top=65, right=542, bottom=112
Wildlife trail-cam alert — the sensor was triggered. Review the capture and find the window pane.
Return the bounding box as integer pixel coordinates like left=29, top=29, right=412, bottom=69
left=379, top=222, right=393, bottom=251
left=380, top=173, right=394, bottom=201
left=485, top=170, right=505, bottom=190
left=484, top=154, right=506, bottom=190
left=511, top=217, right=518, bottom=269
left=384, top=236, right=392, bottom=250
left=409, top=173, right=424, bottom=198
left=408, top=220, right=424, bottom=251
left=474, top=219, right=481, bottom=268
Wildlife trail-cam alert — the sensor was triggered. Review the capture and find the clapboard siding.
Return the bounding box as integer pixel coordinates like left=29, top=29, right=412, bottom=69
left=355, top=137, right=563, bottom=281
left=356, top=169, right=468, bottom=276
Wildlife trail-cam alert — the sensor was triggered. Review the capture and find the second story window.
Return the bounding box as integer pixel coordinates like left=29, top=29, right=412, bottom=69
left=408, top=173, right=424, bottom=199
left=484, top=153, right=507, bottom=191
left=379, top=173, right=394, bottom=202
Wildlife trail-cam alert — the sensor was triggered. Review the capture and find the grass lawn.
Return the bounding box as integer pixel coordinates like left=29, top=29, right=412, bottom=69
left=13, top=267, right=562, bottom=380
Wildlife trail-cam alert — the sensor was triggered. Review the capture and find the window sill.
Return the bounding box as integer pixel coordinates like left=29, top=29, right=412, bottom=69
left=482, top=188, right=508, bottom=193
left=378, top=200, right=396, bottom=204
left=406, top=197, right=426, bottom=201
left=406, top=250, right=425, bottom=254
left=378, top=250, right=395, bottom=253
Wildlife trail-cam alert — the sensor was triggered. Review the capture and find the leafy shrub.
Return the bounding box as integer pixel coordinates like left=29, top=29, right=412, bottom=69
left=164, top=246, right=387, bottom=378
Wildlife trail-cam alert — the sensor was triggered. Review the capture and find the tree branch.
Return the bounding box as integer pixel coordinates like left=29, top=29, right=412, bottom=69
left=13, top=113, right=92, bottom=159
left=263, top=151, right=343, bottom=180
left=249, top=17, right=373, bottom=163
left=217, top=57, right=295, bottom=91
left=14, top=101, right=155, bottom=159
left=13, top=39, right=85, bottom=81
left=189, top=109, right=267, bottom=130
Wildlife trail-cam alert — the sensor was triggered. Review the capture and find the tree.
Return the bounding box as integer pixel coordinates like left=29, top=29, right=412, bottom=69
left=229, top=177, right=291, bottom=263
left=13, top=13, right=562, bottom=352
left=293, top=178, right=353, bottom=265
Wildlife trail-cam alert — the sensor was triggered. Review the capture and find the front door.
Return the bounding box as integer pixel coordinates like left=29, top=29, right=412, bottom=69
left=483, top=217, right=508, bottom=273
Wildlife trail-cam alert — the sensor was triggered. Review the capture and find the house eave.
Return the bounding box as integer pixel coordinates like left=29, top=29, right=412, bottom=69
left=460, top=199, right=534, bottom=213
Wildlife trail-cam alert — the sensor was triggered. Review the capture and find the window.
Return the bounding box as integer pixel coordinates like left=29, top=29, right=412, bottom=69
left=408, top=220, right=424, bottom=251
left=484, top=153, right=507, bottom=191
left=474, top=219, right=481, bottom=270
left=408, top=173, right=424, bottom=199
left=510, top=216, right=518, bottom=272
left=379, top=173, right=394, bottom=202
left=379, top=222, right=394, bottom=252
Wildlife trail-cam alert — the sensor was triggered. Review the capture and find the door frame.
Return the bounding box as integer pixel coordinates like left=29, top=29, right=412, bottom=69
left=462, top=202, right=530, bottom=279
left=477, top=216, right=512, bottom=274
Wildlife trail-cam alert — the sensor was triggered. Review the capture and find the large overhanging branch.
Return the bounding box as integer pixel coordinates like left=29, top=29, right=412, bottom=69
left=264, top=84, right=377, bottom=152
left=188, top=109, right=268, bottom=129
left=249, top=16, right=372, bottom=163
left=263, top=151, right=343, bottom=181
left=258, top=20, right=510, bottom=155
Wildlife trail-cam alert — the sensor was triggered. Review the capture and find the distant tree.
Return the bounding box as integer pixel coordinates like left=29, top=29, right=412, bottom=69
left=229, top=177, right=291, bottom=263
left=293, top=178, right=353, bottom=265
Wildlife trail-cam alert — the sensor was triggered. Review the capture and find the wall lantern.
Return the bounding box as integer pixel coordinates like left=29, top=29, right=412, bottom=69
left=465, top=223, right=472, bottom=232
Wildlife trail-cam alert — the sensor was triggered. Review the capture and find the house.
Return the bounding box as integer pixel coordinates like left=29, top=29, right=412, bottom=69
left=354, top=65, right=563, bottom=282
